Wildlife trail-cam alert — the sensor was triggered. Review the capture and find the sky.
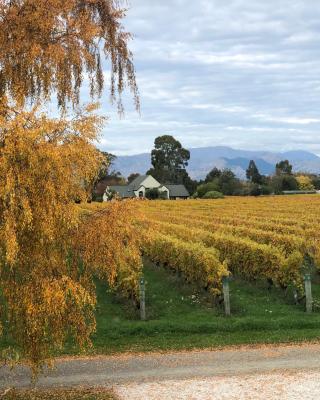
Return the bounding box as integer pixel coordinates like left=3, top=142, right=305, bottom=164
left=97, top=0, right=320, bottom=156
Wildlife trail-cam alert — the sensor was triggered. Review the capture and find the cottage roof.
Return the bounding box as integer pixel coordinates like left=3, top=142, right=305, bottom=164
left=108, top=185, right=133, bottom=198
left=164, top=184, right=190, bottom=197
left=128, top=175, right=149, bottom=190
left=107, top=178, right=189, bottom=199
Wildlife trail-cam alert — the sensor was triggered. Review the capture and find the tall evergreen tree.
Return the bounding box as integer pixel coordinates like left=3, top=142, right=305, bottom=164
left=147, top=135, right=190, bottom=183
left=246, top=160, right=262, bottom=184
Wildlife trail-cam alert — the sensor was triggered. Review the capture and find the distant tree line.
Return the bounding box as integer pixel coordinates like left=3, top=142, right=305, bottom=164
left=92, top=135, right=320, bottom=200
left=194, top=159, right=320, bottom=198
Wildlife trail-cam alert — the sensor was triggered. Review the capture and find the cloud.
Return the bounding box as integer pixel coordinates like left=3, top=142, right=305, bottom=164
left=94, top=0, right=320, bottom=156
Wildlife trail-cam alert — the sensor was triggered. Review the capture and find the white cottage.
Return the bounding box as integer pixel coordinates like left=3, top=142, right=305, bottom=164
left=103, top=175, right=189, bottom=201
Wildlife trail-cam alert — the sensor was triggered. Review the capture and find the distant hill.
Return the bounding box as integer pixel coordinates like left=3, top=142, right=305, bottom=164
left=112, top=146, right=320, bottom=180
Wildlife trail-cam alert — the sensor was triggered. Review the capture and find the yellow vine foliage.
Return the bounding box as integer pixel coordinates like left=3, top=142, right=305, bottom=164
left=144, top=219, right=303, bottom=290
left=0, top=105, right=107, bottom=371
left=139, top=196, right=320, bottom=294
left=0, top=0, right=139, bottom=111
left=143, top=232, right=228, bottom=297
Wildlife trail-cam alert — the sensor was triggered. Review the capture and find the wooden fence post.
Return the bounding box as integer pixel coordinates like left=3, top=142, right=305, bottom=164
left=293, top=288, right=298, bottom=305
left=222, top=276, right=231, bottom=316
left=139, top=277, right=146, bottom=321
left=304, top=273, right=312, bottom=313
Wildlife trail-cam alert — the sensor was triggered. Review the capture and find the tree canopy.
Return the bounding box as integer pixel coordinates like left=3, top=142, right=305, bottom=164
left=205, top=167, right=222, bottom=183
left=128, top=173, right=141, bottom=184
left=296, top=175, right=315, bottom=191
left=147, top=135, right=190, bottom=183
left=196, top=168, right=241, bottom=197
left=275, top=160, right=293, bottom=175
left=0, top=0, right=139, bottom=112
left=271, top=174, right=298, bottom=193
left=0, top=0, right=140, bottom=374
left=0, top=106, right=102, bottom=369
left=147, top=135, right=196, bottom=194
left=246, top=160, right=262, bottom=184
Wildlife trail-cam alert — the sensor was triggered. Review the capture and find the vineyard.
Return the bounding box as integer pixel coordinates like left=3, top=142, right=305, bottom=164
left=79, top=195, right=320, bottom=309
left=139, top=195, right=320, bottom=300
left=60, top=196, right=320, bottom=353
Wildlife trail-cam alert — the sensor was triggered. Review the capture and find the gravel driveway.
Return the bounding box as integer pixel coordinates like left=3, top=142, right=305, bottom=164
left=115, top=371, right=320, bottom=400
left=1, top=343, right=320, bottom=399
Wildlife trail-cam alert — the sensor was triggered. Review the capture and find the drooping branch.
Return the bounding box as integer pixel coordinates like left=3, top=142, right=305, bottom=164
left=0, top=0, right=139, bottom=112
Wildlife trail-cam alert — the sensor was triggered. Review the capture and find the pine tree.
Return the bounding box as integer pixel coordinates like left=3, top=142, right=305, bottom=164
left=246, top=160, right=262, bottom=184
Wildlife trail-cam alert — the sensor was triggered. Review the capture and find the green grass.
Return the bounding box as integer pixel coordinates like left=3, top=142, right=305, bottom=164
left=3, top=260, right=320, bottom=358
left=84, top=259, right=320, bottom=355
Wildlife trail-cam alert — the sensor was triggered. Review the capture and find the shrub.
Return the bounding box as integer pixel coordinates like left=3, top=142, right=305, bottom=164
left=92, top=193, right=103, bottom=202
left=104, top=189, right=118, bottom=201
left=203, top=191, right=224, bottom=199
left=249, top=184, right=262, bottom=197
left=196, top=181, right=220, bottom=198
left=145, top=188, right=160, bottom=199
left=261, top=185, right=273, bottom=195
left=296, top=175, right=315, bottom=191
left=272, top=175, right=298, bottom=194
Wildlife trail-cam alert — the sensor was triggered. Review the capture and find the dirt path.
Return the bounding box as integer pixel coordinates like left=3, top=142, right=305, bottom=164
left=1, top=343, right=320, bottom=398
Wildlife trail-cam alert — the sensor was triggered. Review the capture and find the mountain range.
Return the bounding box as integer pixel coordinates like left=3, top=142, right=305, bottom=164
left=112, top=146, right=320, bottom=180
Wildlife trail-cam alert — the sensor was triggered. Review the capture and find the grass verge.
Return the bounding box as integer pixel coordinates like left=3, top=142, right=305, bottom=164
left=2, top=388, right=117, bottom=400
left=85, top=259, right=320, bottom=354
left=2, top=259, right=320, bottom=358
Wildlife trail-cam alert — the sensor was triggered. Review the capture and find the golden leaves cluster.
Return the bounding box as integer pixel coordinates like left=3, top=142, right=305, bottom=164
left=0, top=0, right=139, bottom=111
left=0, top=0, right=141, bottom=375
left=0, top=108, right=144, bottom=372
left=75, top=200, right=143, bottom=301
left=0, top=105, right=103, bottom=371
